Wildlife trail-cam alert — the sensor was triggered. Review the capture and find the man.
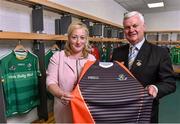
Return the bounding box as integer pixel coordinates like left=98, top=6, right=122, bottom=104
left=111, top=11, right=176, bottom=123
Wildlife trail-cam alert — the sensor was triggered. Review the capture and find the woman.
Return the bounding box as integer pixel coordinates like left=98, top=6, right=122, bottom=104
left=46, top=21, right=96, bottom=123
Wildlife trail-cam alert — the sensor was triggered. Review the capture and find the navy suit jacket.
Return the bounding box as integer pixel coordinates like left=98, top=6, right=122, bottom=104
left=112, top=40, right=176, bottom=122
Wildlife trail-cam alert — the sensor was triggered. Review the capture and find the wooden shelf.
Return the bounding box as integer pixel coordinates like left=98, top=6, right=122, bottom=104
left=6, top=0, right=123, bottom=28
left=89, top=37, right=127, bottom=42
left=2, top=32, right=180, bottom=44
left=174, top=69, right=180, bottom=73
left=173, top=65, right=180, bottom=73
left=149, top=41, right=180, bottom=45
left=146, top=30, right=180, bottom=33
left=0, top=31, right=125, bottom=42
left=0, top=32, right=67, bottom=41
left=32, top=112, right=55, bottom=123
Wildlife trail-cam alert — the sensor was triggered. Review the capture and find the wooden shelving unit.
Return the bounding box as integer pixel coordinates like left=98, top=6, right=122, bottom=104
left=0, top=0, right=126, bottom=42
left=146, top=30, right=180, bottom=74
left=149, top=41, right=180, bottom=45
left=0, top=32, right=67, bottom=41
left=0, top=31, right=127, bottom=42
left=146, top=30, right=180, bottom=33
left=146, top=30, right=180, bottom=45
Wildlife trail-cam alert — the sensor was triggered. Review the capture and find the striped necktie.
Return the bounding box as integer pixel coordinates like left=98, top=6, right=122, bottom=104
left=128, top=46, right=138, bottom=69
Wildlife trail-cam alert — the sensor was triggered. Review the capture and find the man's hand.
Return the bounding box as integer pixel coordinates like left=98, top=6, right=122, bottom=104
left=146, top=85, right=158, bottom=98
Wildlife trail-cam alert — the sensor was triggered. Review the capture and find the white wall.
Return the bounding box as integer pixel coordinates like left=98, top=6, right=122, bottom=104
left=0, top=0, right=126, bottom=33
left=51, top=0, right=127, bottom=25
left=0, top=1, right=31, bottom=32
left=144, top=11, right=180, bottom=31
left=1, top=0, right=180, bottom=32
left=0, top=0, right=61, bottom=33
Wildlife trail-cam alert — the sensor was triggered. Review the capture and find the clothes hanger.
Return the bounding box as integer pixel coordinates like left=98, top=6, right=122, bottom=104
left=51, top=44, right=60, bottom=50
left=175, top=41, right=180, bottom=48
left=14, top=40, right=27, bottom=52
left=175, top=45, right=180, bottom=48
left=14, top=40, right=28, bottom=60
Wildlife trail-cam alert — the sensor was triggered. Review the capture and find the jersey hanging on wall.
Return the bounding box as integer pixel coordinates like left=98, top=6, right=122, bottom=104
left=45, top=49, right=59, bottom=69
left=71, top=61, right=153, bottom=123
left=0, top=51, right=41, bottom=117
left=170, top=46, right=180, bottom=65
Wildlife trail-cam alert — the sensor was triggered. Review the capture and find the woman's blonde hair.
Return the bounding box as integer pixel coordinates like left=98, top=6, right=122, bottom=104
left=64, top=21, right=91, bottom=58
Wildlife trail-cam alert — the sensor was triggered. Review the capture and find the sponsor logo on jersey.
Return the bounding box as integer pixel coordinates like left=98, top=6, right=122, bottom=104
left=88, top=76, right=99, bottom=80
left=9, top=65, right=16, bottom=71
left=117, top=74, right=127, bottom=81
left=27, top=63, right=32, bottom=70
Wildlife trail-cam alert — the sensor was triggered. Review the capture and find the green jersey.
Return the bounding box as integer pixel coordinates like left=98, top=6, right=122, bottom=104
left=45, top=49, right=59, bottom=99
left=0, top=51, right=41, bottom=117
left=45, top=50, right=55, bottom=69
left=170, top=47, right=180, bottom=65
left=99, top=45, right=110, bottom=62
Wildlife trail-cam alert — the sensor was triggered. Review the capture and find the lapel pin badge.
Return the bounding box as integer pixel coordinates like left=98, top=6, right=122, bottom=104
left=136, top=60, right=142, bottom=67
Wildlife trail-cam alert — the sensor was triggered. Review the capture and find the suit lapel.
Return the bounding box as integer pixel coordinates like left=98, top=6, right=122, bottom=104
left=123, top=44, right=129, bottom=67
left=130, top=41, right=151, bottom=73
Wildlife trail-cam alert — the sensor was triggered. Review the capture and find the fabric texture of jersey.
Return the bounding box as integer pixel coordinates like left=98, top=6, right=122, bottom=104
left=71, top=61, right=153, bottom=123
left=0, top=51, right=41, bottom=117
left=170, top=46, right=180, bottom=65
left=45, top=49, right=59, bottom=69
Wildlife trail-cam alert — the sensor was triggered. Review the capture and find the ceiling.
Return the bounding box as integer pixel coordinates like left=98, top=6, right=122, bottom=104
left=114, top=0, right=180, bottom=14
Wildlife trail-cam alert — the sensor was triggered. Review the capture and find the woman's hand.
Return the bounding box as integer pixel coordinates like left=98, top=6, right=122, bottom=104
left=60, top=92, right=74, bottom=105
left=47, top=84, right=74, bottom=105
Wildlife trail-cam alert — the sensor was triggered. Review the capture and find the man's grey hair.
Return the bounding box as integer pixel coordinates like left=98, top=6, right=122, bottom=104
left=123, top=11, right=144, bottom=23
